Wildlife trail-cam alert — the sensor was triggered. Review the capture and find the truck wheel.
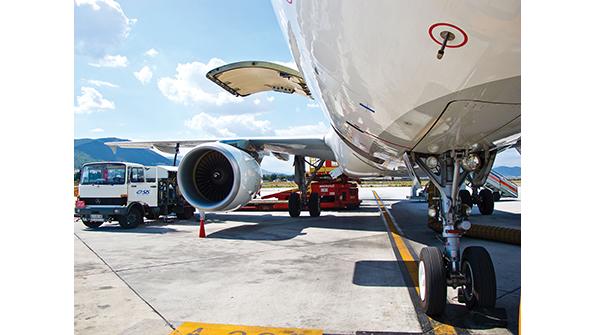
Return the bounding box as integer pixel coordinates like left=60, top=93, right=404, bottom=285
left=346, top=203, right=360, bottom=210
left=81, top=217, right=103, bottom=229
left=119, top=206, right=143, bottom=229
left=177, top=207, right=195, bottom=220
left=145, top=207, right=160, bottom=220
left=477, top=189, right=495, bottom=215
left=288, top=192, right=301, bottom=217
left=145, top=209, right=159, bottom=220
left=308, top=192, right=321, bottom=217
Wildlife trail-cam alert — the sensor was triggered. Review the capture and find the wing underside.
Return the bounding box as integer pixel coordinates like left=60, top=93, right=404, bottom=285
left=105, top=137, right=335, bottom=161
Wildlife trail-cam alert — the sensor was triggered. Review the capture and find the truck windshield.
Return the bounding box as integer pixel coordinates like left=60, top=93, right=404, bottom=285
left=80, top=164, right=126, bottom=185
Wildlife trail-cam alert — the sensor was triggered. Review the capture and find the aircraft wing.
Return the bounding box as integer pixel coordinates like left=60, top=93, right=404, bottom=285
left=106, top=61, right=331, bottom=161
left=105, top=137, right=335, bottom=161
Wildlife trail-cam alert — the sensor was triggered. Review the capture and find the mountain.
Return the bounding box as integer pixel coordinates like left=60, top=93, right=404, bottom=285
left=493, top=166, right=521, bottom=177
left=261, top=169, right=292, bottom=176
left=74, top=138, right=172, bottom=169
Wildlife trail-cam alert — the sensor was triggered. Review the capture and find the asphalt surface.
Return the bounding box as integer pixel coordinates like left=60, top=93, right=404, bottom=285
left=74, top=187, right=520, bottom=335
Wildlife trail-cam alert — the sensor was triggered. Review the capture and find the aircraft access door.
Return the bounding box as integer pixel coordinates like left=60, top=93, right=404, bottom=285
left=206, top=61, right=312, bottom=98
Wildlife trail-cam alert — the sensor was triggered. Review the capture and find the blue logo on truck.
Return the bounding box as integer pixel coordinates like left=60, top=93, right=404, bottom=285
left=136, top=189, right=150, bottom=195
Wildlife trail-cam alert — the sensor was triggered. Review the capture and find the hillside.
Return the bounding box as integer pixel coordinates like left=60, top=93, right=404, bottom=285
left=74, top=138, right=172, bottom=169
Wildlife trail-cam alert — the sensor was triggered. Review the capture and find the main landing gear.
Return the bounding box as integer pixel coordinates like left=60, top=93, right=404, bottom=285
left=459, top=187, right=496, bottom=215
left=288, top=155, right=323, bottom=218
left=410, top=150, right=498, bottom=316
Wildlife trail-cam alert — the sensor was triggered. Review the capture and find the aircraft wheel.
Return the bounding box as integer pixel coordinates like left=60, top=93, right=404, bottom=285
left=419, top=246, right=447, bottom=316
left=477, top=189, right=495, bottom=215
left=119, top=206, right=143, bottom=229
left=461, top=246, right=497, bottom=309
left=458, top=189, right=473, bottom=208
left=493, top=191, right=501, bottom=202
left=288, top=192, right=301, bottom=217
left=81, top=217, right=103, bottom=229
left=308, top=192, right=321, bottom=217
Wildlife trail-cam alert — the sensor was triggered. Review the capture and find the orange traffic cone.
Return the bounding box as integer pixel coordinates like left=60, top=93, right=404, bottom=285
left=198, top=218, right=206, bottom=238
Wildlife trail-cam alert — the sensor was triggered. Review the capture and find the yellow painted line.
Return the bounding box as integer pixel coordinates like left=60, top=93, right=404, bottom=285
left=169, top=322, right=323, bottom=335
left=373, top=191, right=457, bottom=335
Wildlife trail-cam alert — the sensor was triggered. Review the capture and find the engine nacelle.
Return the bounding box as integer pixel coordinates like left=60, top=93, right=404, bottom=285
left=177, top=142, right=262, bottom=211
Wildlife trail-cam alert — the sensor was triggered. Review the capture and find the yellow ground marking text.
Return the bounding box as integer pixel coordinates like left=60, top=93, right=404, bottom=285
left=170, top=322, right=323, bottom=335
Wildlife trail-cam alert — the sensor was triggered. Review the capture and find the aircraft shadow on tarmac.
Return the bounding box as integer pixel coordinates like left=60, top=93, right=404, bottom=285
left=352, top=260, right=410, bottom=287
left=203, top=210, right=386, bottom=241
left=79, top=219, right=181, bottom=234
left=80, top=205, right=385, bottom=239
left=82, top=225, right=180, bottom=234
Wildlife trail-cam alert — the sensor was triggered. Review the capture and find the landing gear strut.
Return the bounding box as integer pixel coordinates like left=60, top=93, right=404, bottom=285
left=410, top=150, right=497, bottom=315
left=288, top=155, right=323, bottom=217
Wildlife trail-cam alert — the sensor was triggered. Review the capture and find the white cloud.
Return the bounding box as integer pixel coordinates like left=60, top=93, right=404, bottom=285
left=134, top=65, right=153, bottom=85
left=86, top=79, right=118, bottom=88
left=266, top=96, right=275, bottom=102
left=75, top=0, right=136, bottom=57
left=74, top=86, right=115, bottom=114
left=91, top=128, right=104, bottom=133
left=89, top=54, right=128, bottom=68
left=494, top=148, right=521, bottom=167
left=253, top=98, right=261, bottom=105
left=145, top=48, right=159, bottom=57
left=274, top=122, right=328, bottom=137
left=185, top=113, right=272, bottom=137
left=307, top=103, right=319, bottom=108
left=158, top=58, right=243, bottom=106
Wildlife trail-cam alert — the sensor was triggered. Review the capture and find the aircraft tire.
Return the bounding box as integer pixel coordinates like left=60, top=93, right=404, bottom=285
left=419, top=246, right=447, bottom=316
left=493, top=191, right=501, bottom=202
left=288, top=192, right=301, bottom=217
left=461, top=246, right=497, bottom=309
left=308, top=192, right=321, bottom=217
left=459, top=189, right=473, bottom=208
left=478, top=189, right=495, bottom=215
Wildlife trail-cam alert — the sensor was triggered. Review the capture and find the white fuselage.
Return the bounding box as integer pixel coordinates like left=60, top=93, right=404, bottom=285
left=271, top=0, right=521, bottom=177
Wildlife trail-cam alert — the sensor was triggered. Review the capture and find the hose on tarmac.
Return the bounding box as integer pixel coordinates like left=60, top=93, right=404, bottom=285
left=427, top=219, right=521, bottom=245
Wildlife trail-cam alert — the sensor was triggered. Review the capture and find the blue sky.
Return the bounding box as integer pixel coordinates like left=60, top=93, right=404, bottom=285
left=74, top=0, right=519, bottom=173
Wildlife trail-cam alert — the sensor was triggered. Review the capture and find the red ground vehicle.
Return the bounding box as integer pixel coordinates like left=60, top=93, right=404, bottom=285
left=240, top=160, right=361, bottom=212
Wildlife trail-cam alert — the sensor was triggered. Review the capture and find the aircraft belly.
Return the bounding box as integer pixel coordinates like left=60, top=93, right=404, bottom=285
left=272, top=0, right=520, bottom=172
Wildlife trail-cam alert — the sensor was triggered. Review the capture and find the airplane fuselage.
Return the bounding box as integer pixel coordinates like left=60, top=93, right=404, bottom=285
left=272, top=0, right=521, bottom=177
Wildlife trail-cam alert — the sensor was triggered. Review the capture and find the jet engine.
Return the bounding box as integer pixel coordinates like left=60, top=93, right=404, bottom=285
left=177, top=142, right=262, bottom=211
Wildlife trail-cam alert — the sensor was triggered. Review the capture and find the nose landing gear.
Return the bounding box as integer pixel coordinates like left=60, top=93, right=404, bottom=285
left=411, top=150, right=498, bottom=316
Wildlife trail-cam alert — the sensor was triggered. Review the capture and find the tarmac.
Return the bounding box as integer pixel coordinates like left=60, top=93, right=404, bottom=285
left=74, top=187, right=520, bottom=335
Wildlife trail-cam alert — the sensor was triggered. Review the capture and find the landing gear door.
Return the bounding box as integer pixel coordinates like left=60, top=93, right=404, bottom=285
left=206, top=61, right=312, bottom=98
left=127, top=167, right=156, bottom=206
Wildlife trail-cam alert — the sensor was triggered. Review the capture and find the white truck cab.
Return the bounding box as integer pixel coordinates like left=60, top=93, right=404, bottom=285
left=75, top=162, right=195, bottom=229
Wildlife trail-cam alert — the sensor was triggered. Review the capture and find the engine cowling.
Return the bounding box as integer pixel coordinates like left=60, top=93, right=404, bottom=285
left=177, top=142, right=262, bottom=211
